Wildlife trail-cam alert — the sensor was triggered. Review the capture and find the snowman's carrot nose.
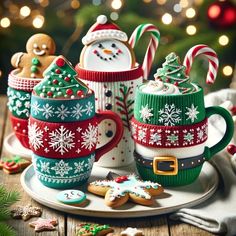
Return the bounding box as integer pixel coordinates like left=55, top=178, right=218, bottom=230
left=103, top=49, right=112, bottom=54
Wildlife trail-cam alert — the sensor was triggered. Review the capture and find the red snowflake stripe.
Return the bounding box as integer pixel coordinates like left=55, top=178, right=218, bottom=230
left=28, top=116, right=98, bottom=159
left=131, top=117, right=208, bottom=148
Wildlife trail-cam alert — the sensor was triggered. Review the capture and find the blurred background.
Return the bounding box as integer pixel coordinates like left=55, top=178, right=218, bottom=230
left=0, top=0, right=235, bottom=94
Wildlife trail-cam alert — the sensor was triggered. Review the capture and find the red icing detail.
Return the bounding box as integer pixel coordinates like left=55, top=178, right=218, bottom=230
left=227, top=144, right=236, bottom=155
left=174, top=82, right=179, bottom=86
left=230, top=106, right=236, bottom=115
left=56, top=58, right=65, bottom=67
left=53, top=79, right=59, bottom=84
left=64, top=77, right=70, bottom=82
left=4, top=162, right=20, bottom=172
left=66, top=89, right=73, bottom=96
left=47, top=91, right=53, bottom=97
left=117, top=49, right=122, bottom=53
left=115, top=176, right=128, bottom=183
left=93, top=50, right=98, bottom=54
left=55, top=69, right=61, bottom=74
left=77, top=90, right=84, bottom=97
left=166, top=78, right=170, bottom=83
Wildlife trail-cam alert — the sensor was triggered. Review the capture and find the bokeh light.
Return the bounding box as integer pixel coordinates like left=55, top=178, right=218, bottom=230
left=223, top=65, right=233, bottom=76
left=0, top=17, right=11, bottom=28
left=186, top=8, right=196, bottom=18
left=20, top=6, right=31, bottom=17
left=110, top=12, right=119, bottom=21
left=111, top=0, right=122, bottom=9
left=162, top=13, right=172, bottom=25
left=218, top=35, right=229, bottom=46
left=32, top=15, right=44, bottom=28
left=186, top=25, right=197, bottom=35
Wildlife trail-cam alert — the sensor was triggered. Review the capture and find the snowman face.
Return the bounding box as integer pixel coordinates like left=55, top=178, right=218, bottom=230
left=82, top=39, right=133, bottom=71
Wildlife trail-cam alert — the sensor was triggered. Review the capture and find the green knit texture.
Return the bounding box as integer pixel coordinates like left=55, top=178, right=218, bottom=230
left=136, top=162, right=203, bottom=187
left=7, top=87, right=31, bottom=119
left=134, top=84, right=205, bottom=126
left=154, top=52, right=197, bottom=94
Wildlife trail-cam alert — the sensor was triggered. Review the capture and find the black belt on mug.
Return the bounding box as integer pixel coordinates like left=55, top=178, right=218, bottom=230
left=134, top=150, right=206, bottom=175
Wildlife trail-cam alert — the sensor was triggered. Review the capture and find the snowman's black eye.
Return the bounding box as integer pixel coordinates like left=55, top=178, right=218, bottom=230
left=98, top=43, right=103, bottom=48
left=111, top=43, right=116, bottom=48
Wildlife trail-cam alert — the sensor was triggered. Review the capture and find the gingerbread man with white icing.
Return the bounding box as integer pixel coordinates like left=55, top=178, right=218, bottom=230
left=11, top=33, right=56, bottom=78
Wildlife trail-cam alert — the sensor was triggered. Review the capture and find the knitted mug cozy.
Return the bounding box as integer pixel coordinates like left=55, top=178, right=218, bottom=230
left=7, top=69, right=42, bottom=149
left=132, top=83, right=234, bottom=186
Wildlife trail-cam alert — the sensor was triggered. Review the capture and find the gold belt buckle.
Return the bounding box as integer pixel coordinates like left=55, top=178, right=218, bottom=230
left=153, top=156, right=178, bottom=175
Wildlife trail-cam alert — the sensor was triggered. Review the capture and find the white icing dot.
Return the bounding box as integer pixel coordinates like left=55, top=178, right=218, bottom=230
left=42, top=44, right=47, bottom=49
left=40, top=93, right=45, bottom=97
left=68, top=74, right=71, bottom=77
left=43, top=85, right=46, bottom=89
left=51, top=87, right=55, bottom=91
left=56, top=88, right=60, bottom=91
left=33, top=43, right=38, bottom=48
left=22, top=129, right=26, bottom=133
left=17, top=123, right=20, bottom=127
left=51, top=72, right=54, bottom=75
left=59, top=74, right=63, bottom=78
left=76, top=84, right=79, bottom=87
left=71, top=95, right=75, bottom=99
left=97, top=15, right=107, bottom=24
left=14, top=126, right=17, bottom=130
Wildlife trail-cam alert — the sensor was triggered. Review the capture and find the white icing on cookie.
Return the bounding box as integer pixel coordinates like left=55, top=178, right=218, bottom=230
left=16, top=52, right=24, bottom=67
left=82, top=39, right=132, bottom=71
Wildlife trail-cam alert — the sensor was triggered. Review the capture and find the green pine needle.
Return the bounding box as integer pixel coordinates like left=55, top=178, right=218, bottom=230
left=0, top=222, right=16, bottom=236
left=0, top=208, right=11, bottom=221
left=0, top=186, right=20, bottom=208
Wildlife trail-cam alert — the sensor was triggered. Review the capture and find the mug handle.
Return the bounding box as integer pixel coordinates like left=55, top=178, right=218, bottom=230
left=204, top=106, right=234, bottom=160
left=95, top=111, right=124, bottom=162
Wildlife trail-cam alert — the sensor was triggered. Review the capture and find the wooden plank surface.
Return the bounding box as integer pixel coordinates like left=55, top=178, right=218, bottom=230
left=0, top=95, right=216, bottom=236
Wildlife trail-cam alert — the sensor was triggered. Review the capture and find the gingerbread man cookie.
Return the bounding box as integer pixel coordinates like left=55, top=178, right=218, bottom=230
left=0, top=155, right=31, bottom=174
left=11, top=33, right=56, bottom=78
left=11, top=204, right=42, bottom=221
left=88, top=174, right=164, bottom=208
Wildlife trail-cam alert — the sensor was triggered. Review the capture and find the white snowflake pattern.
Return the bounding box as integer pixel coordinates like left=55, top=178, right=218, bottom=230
left=166, top=133, right=179, bottom=145
left=55, top=104, right=70, bottom=120
left=31, top=101, right=42, bottom=115
left=197, top=127, right=205, bottom=142
left=138, top=128, right=146, bottom=141
left=74, top=161, right=85, bottom=174
left=42, top=103, right=54, bottom=119
left=159, top=104, right=181, bottom=126
left=51, top=160, right=73, bottom=177
left=24, top=101, right=31, bottom=108
left=183, top=129, right=194, bottom=145
left=15, top=100, right=22, bottom=108
left=28, top=122, right=44, bottom=150
left=149, top=129, right=162, bottom=145
left=49, top=126, right=75, bottom=155
left=139, top=104, right=153, bottom=122
left=39, top=160, right=50, bottom=173
left=84, top=101, right=94, bottom=116
left=85, top=155, right=95, bottom=170
left=71, top=103, right=84, bottom=119
left=81, top=123, right=98, bottom=151
left=185, top=104, right=199, bottom=123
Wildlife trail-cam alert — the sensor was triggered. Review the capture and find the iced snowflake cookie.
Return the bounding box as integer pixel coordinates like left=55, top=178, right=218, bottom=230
left=56, top=190, right=87, bottom=206
left=76, top=223, right=114, bottom=236
left=80, top=15, right=135, bottom=72
left=88, top=174, right=163, bottom=208
left=11, top=33, right=56, bottom=78
left=121, top=227, right=144, bottom=236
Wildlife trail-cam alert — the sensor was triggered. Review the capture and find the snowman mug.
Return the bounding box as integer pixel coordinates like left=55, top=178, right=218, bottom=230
left=29, top=92, right=124, bottom=188
left=131, top=84, right=234, bottom=186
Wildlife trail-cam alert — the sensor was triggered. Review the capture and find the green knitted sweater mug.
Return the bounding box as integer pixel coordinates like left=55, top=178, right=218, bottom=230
left=132, top=52, right=234, bottom=187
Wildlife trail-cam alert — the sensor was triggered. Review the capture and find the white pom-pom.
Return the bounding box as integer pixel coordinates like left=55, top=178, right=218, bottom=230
left=97, top=15, right=107, bottom=24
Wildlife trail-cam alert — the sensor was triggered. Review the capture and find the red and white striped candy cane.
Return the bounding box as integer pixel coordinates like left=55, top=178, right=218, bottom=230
left=129, top=24, right=160, bottom=80
left=183, top=44, right=219, bottom=84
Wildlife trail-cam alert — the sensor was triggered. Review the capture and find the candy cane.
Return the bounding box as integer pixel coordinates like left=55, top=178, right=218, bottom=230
left=129, top=24, right=160, bottom=80
left=183, top=44, right=219, bottom=84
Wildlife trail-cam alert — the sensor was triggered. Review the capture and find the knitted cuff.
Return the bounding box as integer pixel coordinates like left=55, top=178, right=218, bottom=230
left=28, top=116, right=98, bottom=158
left=131, top=117, right=208, bottom=148
left=8, top=69, right=42, bottom=92
left=30, top=93, right=95, bottom=122
left=7, top=87, right=31, bottom=119
left=76, top=64, right=143, bottom=82
left=33, top=153, right=95, bottom=188
left=134, top=84, right=205, bottom=126
left=10, top=114, right=29, bottom=149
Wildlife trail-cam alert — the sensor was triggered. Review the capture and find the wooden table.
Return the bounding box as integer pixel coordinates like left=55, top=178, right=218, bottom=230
left=0, top=95, right=215, bottom=236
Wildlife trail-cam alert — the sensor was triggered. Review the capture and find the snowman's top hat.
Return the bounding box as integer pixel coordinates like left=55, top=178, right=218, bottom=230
left=82, top=15, right=128, bottom=45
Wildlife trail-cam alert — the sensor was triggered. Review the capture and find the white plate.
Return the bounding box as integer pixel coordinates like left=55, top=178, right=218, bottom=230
left=4, top=133, right=32, bottom=160
left=21, top=162, right=218, bottom=218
